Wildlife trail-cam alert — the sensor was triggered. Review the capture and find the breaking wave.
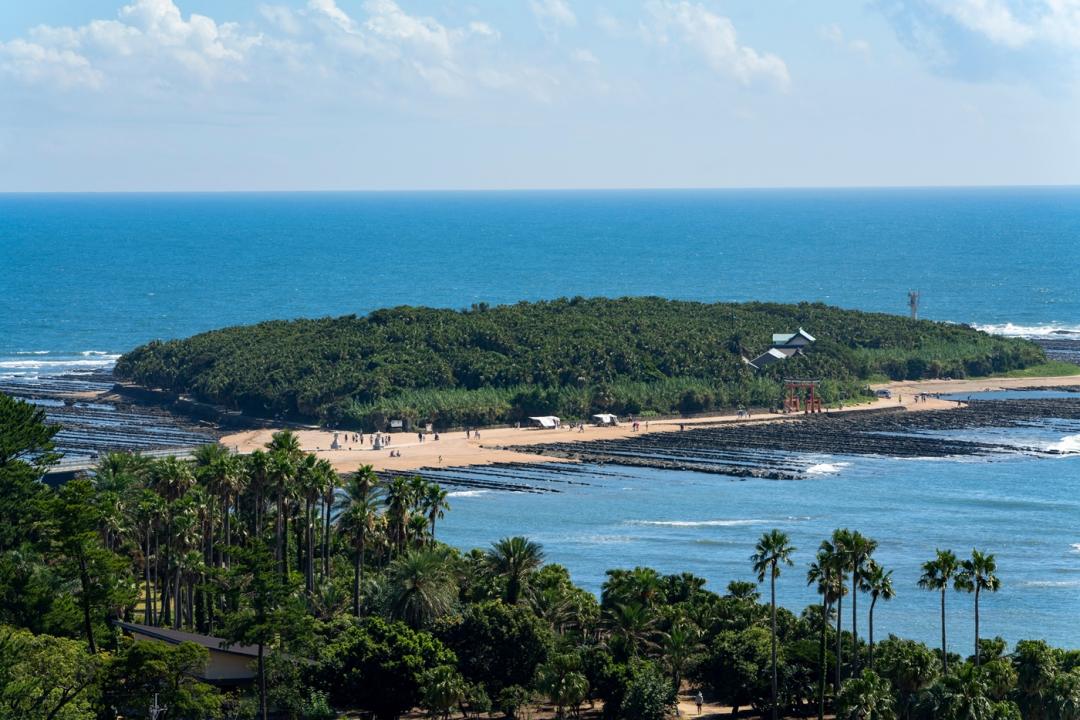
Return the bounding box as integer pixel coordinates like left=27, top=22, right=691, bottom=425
left=447, top=489, right=488, bottom=498
left=974, top=322, right=1080, bottom=339
left=1047, top=434, right=1080, bottom=454
left=806, top=462, right=852, bottom=475
left=628, top=519, right=766, bottom=528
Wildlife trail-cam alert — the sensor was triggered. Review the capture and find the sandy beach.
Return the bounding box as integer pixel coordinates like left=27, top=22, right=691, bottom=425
left=219, top=374, right=1079, bottom=474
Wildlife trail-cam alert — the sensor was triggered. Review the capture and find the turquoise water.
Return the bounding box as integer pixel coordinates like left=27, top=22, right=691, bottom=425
left=2, top=187, right=1079, bottom=647
left=436, top=444, right=1080, bottom=650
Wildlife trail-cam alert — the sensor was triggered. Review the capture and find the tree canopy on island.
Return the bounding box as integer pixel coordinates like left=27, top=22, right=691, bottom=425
left=114, top=297, right=1044, bottom=427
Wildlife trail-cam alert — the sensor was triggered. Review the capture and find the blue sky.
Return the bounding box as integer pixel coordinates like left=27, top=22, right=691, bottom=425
left=0, top=0, right=1077, bottom=191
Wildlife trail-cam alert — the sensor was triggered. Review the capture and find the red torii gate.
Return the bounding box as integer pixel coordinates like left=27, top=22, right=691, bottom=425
left=784, top=379, right=823, bottom=414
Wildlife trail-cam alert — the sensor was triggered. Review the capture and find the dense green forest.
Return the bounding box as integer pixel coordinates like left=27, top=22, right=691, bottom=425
left=114, top=297, right=1045, bottom=428
left=3, top=391, right=1079, bottom=720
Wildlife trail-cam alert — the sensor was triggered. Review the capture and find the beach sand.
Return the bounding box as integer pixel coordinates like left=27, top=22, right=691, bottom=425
left=219, top=374, right=1078, bottom=474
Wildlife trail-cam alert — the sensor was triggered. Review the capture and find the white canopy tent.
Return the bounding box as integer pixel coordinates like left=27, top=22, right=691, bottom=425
left=592, top=413, right=618, bottom=426
left=528, top=415, right=561, bottom=429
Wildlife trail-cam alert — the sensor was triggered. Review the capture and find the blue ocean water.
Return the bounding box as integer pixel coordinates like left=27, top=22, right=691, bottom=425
left=3, top=187, right=1079, bottom=647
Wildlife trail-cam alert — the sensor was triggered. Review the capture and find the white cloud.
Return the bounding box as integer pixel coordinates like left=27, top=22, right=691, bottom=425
left=927, top=0, right=1080, bottom=49
left=531, top=0, right=578, bottom=29
left=0, top=37, right=102, bottom=89
left=936, top=0, right=1035, bottom=48
left=0, top=0, right=261, bottom=90
left=645, top=1, right=789, bottom=90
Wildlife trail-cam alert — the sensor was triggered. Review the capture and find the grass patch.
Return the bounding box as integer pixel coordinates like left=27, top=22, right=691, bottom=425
left=993, top=360, right=1080, bottom=378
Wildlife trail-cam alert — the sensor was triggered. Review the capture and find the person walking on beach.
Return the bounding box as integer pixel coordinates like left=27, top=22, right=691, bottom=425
left=695, top=690, right=703, bottom=715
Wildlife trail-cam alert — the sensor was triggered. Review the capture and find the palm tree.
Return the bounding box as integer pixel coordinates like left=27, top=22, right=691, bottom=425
left=808, top=543, right=842, bottom=720
left=486, top=536, right=546, bottom=604
left=384, top=476, right=413, bottom=554
left=751, top=529, right=796, bottom=720
left=245, top=450, right=271, bottom=537
left=829, top=528, right=853, bottom=687
left=955, top=549, right=1000, bottom=667
left=386, top=548, right=458, bottom=628
left=865, top=560, right=895, bottom=671
left=846, top=531, right=878, bottom=676
left=422, top=483, right=450, bottom=540
left=603, top=602, right=661, bottom=659
left=338, top=468, right=382, bottom=616
left=149, top=456, right=195, bottom=626
left=918, top=549, right=959, bottom=674
left=407, top=513, right=430, bottom=548
left=662, top=618, right=704, bottom=694
left=266, top=450, right=295, bottom=577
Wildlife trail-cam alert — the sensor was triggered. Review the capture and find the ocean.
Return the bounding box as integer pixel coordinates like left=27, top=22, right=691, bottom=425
left=2, top=187, right=1079, bottom=648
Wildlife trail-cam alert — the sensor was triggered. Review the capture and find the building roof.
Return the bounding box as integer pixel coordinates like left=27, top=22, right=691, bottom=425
left=528, top=415, right=560, bottom=428
left=771, top=328, right=816, bottom=346
left=749, top=348, right=787, bottom=369
left=114, top=621, right=261, bottom=658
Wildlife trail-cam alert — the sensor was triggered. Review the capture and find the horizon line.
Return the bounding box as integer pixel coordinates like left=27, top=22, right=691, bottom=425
left=1, top=182, right=1079, bottom=195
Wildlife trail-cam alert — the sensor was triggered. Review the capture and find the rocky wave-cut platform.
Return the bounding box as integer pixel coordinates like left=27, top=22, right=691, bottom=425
left=498, top=400, right=1080, bottom=481
left=4, top=372, right=217, bottom=471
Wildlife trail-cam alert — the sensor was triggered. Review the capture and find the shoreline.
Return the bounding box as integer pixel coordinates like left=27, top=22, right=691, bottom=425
left=219, top=374, right=1080, bottom=475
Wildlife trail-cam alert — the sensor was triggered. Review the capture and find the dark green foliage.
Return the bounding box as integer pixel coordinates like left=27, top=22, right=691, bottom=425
left=99, top=640, right=221, bottom=720
left=696, top=626, right=777, bottom=715
left=435, top=600, right=553, bottom=696
left=315, top=616, right=456, bottom=720
left=114, top=297, right=1044, bottom=425
left=619, top=660, right=676, bottom=720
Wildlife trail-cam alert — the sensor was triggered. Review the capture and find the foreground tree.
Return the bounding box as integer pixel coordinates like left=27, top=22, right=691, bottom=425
left=837, top=669, right=896, bottom=720
left=317, top=617, right=456, bottom=720
left=0, top=625, right=100, bottom=720
left=955, top=549, right=1001, bottom=667
left=751, top=529, right=796, bottom=720
left=918, top=549, right=959, bottom=675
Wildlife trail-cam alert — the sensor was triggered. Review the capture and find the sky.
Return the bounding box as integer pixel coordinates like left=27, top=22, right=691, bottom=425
left=0, top=0, right=1078, bottom=191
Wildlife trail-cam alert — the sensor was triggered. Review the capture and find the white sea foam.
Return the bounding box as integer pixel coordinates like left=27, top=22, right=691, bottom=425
left=1047, top=434, right=1080, bottom=454
left=0, top=356, right=119, bottom=370
left=80, top=350, right=114, bottom=356
left=1020, top=580, right=1080, bottom=588
left=974, top=322, right=1080, bottom=339
left=447, top=489, right=488, bottom=498
left=628, top=519, right=765, bottom=528
left=14, top=350, right=50, bottom=355
left=1070, top=543, right=1080, bottom=554
left=806, top=462, right=851, bottom=475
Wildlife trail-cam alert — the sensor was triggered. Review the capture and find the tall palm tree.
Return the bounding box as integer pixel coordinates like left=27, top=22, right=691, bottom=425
left=148, top=456, right=195, bottom=626
left=955, top=549, right=1000, bottom=667
left=486, top=536, right=546, bottom=604
left=830, top=528, right=854, bottom=686
left=844, top=531, right=878, bottom=676
left=266, top=450, right=295, bottom=577
left=320, top=461, right=343, bottom=579
left=337, top=467, right=382, bottom=616
left=918, top=549, right=959, bottom=674
left=751, top=529, right=796, bottom=720
left=384, top=476, right=413, bottom=554
left=387, top=548, right=458, bottom=628
left=422, top=483, right=450, bottom=541
left=864, top=560, right=895, bottom=671
left=808, top=543, right=842, bottom=720
left=245, top=450, right=271, bottom=537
